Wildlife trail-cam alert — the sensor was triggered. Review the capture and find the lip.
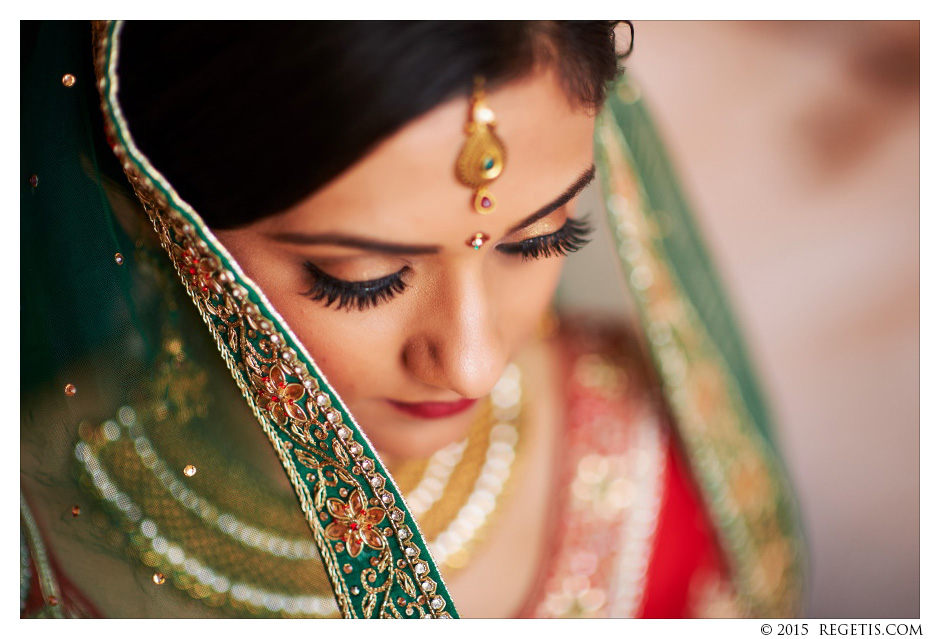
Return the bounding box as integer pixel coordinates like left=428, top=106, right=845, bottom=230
left=387, top=398, right=478, bottom=420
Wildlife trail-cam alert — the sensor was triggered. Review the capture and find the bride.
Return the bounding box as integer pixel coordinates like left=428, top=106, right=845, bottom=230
left=20, top=20, right=804, bottom=618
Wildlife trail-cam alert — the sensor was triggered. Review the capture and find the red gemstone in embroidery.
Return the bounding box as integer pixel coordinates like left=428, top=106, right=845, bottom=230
left=349, top=522, right=358, bottom=531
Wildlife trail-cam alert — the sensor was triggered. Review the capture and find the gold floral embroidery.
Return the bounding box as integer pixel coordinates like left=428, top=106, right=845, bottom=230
left=172, top=243, right=223, bottom=301
left=252, top=363, right=307, bottom=426
left=325, top=489, right=387, bottom=558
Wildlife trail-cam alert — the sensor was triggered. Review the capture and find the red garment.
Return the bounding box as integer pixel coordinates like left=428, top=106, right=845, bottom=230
left=518, top=322, right=733, bottom=618
left=638, top=441, right=726, bottom=617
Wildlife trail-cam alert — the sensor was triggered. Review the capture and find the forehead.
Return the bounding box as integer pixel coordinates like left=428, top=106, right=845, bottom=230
left=265, top=67, right=596, bottom=240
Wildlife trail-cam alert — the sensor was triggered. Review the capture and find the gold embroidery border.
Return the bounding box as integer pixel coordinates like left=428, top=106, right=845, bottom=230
left=92, top=20, right=456, bottom=619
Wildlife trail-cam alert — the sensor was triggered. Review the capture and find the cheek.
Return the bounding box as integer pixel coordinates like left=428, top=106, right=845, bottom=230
left=280, top=299, right=403, bottom=401
left=217, top=230, right=566, bottom=411
left=493, top=257, right=565, bottom=344
left=218, top=242, right=400, bottom=405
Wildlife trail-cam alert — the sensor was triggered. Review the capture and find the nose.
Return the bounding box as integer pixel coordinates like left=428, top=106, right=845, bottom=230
left=402, top=269, right=506, bottom=399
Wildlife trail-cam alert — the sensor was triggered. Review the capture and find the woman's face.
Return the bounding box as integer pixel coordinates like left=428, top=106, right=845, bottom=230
left=216, top=67, right=596, bottom=459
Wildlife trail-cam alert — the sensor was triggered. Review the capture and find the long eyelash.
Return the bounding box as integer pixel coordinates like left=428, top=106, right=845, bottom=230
left=498, top=216, right=593, bottom=261
left=303, top=262, right=409, bottom=311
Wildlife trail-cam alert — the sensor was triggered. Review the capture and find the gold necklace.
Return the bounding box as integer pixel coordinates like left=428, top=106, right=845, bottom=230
left=76, top=329, right=524, bottom=617
left=390, top=362, right=523, bottom=571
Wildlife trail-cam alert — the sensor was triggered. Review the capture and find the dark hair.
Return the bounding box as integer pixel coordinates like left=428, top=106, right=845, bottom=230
left=117, top=21, right=626, bottom=229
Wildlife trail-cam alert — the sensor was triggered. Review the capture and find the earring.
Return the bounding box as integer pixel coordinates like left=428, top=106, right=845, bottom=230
left=455, top=76, right=506, bottom=215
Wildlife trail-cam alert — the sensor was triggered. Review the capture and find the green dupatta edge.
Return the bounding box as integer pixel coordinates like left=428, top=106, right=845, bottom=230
left=94, top=20, right=457, bottom=619
left=595, top=80, right=806, bottom=616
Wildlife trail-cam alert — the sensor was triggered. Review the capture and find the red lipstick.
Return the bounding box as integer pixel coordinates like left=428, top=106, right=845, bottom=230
left=388, top=398, right=477, bottom=419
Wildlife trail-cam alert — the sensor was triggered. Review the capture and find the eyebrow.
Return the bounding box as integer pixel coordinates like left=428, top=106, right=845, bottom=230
left=269, top=163, right=596, bottom=255
left=267, top=232, right=441, bottom=256
left=507, top=164, right=596, bottom=233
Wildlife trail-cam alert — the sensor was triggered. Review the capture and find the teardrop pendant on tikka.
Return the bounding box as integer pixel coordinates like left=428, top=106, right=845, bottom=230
left=455, top=77, right=505, bottom=215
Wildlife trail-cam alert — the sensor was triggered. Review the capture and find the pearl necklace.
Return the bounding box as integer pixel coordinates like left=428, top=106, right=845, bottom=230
left=75, top=359, right=524, bottom=617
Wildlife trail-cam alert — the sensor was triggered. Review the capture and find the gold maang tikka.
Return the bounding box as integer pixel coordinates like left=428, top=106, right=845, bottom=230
left=455, top=76, right=506, bottom=214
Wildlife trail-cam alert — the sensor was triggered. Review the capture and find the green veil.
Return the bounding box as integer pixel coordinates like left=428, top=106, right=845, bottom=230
left=21, top=21, right=804, bottom=618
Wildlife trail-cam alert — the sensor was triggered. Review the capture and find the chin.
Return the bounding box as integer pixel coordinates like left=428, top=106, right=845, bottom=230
left=358, top=408, right=476, bottom=462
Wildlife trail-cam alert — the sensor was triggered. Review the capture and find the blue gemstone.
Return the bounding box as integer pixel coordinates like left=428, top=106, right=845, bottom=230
left=482, top=156, right=495, bottom=171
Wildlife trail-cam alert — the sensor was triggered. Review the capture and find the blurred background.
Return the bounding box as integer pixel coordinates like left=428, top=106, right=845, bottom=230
left=624, top=21, right=920, bottom=617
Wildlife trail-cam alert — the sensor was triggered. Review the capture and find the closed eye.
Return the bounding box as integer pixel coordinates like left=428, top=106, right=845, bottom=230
left=303, top=261, right=409, bottom=311
left=497, top=216, right=593, bottom=260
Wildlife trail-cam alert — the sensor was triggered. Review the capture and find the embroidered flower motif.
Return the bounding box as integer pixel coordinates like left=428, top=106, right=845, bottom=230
left=253, top=364, right=307, bottom=425
left=324, top=488, right=387, bottom=558
left=172, top=244, right=223, bottom=301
